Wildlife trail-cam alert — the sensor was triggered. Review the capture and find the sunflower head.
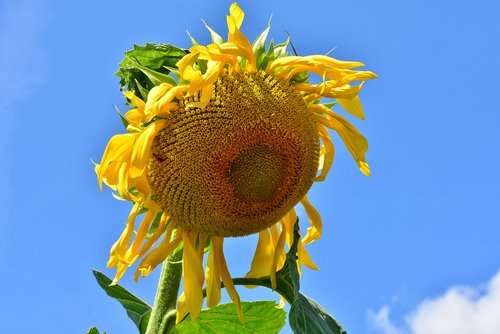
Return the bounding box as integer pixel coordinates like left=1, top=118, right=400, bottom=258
left=148, top=70, right=319, bottom=237
left=96, top=2, right=376, bottom=322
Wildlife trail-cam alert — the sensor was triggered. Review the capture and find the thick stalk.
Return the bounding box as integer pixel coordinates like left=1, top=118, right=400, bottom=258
left=145, top=250, right=183, bottom=334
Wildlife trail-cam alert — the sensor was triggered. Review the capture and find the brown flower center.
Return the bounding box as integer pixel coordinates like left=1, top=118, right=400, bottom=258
left=148, top=71, right=319, bottom=237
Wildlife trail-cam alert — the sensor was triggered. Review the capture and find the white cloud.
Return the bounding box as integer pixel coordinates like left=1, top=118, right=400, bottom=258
left=369, top=270, right=500, bottom=334
left=368, top=306, right=405, bottom=334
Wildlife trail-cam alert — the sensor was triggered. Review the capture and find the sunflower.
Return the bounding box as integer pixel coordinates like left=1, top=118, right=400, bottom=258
left=96, top=2, right=376, bottom=323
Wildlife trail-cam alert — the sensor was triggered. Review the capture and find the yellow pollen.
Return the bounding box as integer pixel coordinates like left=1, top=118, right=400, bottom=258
left=148, top=71, right=319, bottom=237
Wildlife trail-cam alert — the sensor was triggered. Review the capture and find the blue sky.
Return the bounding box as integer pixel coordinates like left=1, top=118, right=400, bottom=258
left=1, top=0, right=499, bottom=333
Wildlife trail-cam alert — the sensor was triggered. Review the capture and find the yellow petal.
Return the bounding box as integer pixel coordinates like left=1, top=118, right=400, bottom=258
left=107, top=203, right=140, bottom=277
left=124, top=91, right=145, bottom=110
left=176, top=292, right=189, bottom=323
left=301, top=196, right=323, bottom=245
left=314, top=124, right=335, bottom=182
left=282, top=208, right=298, bottom=247
left=124, top=209, right=157, bottom=263
left=269, top=224, right=287, bottom=290
left=312, top=104, right=370, bottom=176
left=336, top=95, right=365, bottom=119
left=298, top=240, right=319, bottom=270
left=181, top=231, right=205, bottom=321
left=130, top=120, right=167, bottom=178
left=97, top=133, right=135, bottom=190
left=205, top=243, right=221, bottom=308
left=137, top=213, right=169, bottom=259
left=125, top=108, right=143, bottom=126
left=212, top=237, right=244, bottom=323
left=228, top=3, right=244, bottom=29
left=245, top=230, right=273, bottom=279
left=134, top=225, right=181, bottom=280
left=306, top=55, right=365, bottom=69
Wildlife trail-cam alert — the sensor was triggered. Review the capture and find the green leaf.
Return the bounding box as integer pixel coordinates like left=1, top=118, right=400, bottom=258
left=85, top=327, right=106, bottom=334
left=115, top=43, right=186, bottom=100
left=289, top=293, right=347, bottom=334
left=175, top=301, right=286, bottom=334
left=92, top=270, right=152, bottom=333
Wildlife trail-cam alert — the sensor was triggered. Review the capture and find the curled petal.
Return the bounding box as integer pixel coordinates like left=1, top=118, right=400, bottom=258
left=124, top=91, right=145, bottom=110
left=314, top=124, right=335, bottom=182
left=311, top=104, right=369, bottom=176
left=301, top=196, right=322, bottom=246
left=134, top=225, right=181, bottom=280
left=96, top=133, right=135, bottom=190
left=130, top=120, right=167, bottom=178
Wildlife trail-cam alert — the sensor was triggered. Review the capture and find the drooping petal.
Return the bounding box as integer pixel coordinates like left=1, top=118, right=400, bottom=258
left=269, top=223, right=287, bottom=290
left=245, top=230, right=273, bottom=279
left=124, top=209, right=158, bottom=263
left=282, top=208, right=298, bottom=247
left=336, top=95, right=366, bottom=119
left=134, top=225, right=181, bottom=280
left=181, top=231, right=205, bottom=321
left=205, top=242, right=221, bottom=308
left=212, top=236, right=244, bottom=323
left=314, top=124, right=335, bottom=182
left=107, top=203, right=140, bottom=282
left=301, top=196, right=323, bottom=246
left=310, top=104, right=370, bottom=176
left=137, top=213, right=169, bottom=259
left=298, top=240, right=319, bottom=270
left=176, top=292, right=189, bottom=323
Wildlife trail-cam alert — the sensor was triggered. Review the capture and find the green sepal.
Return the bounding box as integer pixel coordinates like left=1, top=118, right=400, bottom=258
left=85, top=327, right=106, bottom=334
left=174, top=301, right=286, bottom=334
left=322, top=101, right=337, bottom=109
left=145, top=211, right=163, bottom=239
left=273, top=37, right=290, bottom=58
left=113, top=105, right=129, bottom=129
left=186, top=30, right=199, bottom=46
left=257, top=37, right=290, bottom=71
left=289, top=294, right=347, bottom=334
left=134, top=79, right=150, bottom=102
left=253, top=16, right=272, bottom=69
left=92, top=270, right=152, bottom=334
left=201, top=19, right=224, bottom=45
left=291, top=71, right=310, bottom=84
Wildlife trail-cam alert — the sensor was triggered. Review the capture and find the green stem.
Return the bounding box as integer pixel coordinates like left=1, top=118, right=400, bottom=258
left=145, top=249, right=183, bottom=334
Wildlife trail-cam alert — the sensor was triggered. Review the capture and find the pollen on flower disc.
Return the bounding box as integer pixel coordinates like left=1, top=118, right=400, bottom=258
left=148, top=71, right=319, bottom=237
